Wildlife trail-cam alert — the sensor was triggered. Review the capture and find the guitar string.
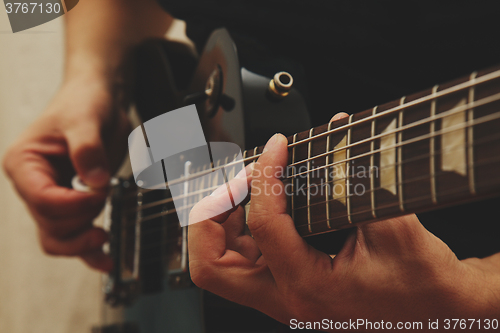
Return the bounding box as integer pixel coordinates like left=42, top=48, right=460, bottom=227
left=135, top=155, right=500, bottom=250
left=134, top=88, right=500, bottom=193
left=285, top=105, right=500, bottom=180
left=292, top=134, right=500, bottom=211
left=126, top=109, right=500, bottom=215
left=284, top=69, right=496, bottom=149
left=125, top=91, right=498, bottom=200
left=116, top=71, right=500, bottom=258
left=129, top=130, right=494, bottom=215
left=287, top=91, right=497, bottom=169
left=135, top=151, right=500, bottom=227
left=133, top=117, right=500, bottom=222
left=134, top=154, right=500, bottom=251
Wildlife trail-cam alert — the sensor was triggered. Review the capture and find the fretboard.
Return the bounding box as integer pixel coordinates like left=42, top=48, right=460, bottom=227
left=243, top=65, right=500, bottom=237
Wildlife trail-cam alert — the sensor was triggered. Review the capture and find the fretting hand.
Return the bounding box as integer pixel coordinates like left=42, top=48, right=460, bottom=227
left=188, top=114, right=500, bottom=331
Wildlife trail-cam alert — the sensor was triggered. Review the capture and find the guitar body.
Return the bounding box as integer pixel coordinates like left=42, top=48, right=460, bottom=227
left=96, top=29, right=312, bottom=333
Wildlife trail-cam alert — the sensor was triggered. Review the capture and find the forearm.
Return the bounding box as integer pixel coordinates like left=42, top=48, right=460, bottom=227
left=64, top=0, right=171, bottom=79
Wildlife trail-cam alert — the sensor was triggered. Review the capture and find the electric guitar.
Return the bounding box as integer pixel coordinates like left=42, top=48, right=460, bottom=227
left=92, top=29, right=500, bottom=332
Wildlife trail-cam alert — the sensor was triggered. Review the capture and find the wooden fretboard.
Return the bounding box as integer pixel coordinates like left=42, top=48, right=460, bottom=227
left=243, top=66, right=500, bottom=237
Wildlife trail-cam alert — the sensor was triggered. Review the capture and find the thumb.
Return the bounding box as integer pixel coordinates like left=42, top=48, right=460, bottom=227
left=66, top=121, right=110, bottom=188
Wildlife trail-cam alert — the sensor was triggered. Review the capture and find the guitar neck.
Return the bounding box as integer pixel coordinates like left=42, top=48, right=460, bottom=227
left=243, top=66, right=500, bottom=237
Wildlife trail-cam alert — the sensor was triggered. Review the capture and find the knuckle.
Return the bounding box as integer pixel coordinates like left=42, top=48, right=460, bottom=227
left=72, top=137, right=101, bottom=159
left=31, top=197, right=53, bottom=217
left=31, top=197, right=61, bottom=220
left=189, top=262, right=216, bottom=290
left=39, top=237, right=60, bottom=256
left=246, top=212, right=269, bottom=237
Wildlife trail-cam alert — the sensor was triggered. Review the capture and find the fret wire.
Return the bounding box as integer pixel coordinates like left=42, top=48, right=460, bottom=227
left=398, top=97, right=405, bottom=212
left=181, top=161, right=191, bottom=271
left=130, top=90, right=500, bottom=195
left=370, top=106, right=377, bottom=218
left=136, top=126, right=500, bottom=219
left=307, top=129, right=314, bottom=232
left=291, top=133, right=298, bottom=222
left=222, top=155, right=235, bottom=206
left=430, top=85, right=439, bottom=204
left=468, top=72, right=477, bottom=195
left=346, top=114, right=353, bottom=223
left=138, top=153, right=500, bottom=236
left=201, top=164, right=208, bottom=203
left=325, top=123, right=332, bottom=228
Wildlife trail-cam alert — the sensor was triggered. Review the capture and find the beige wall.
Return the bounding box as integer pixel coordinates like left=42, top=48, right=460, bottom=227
left=0, top=11, right=101, bottom=333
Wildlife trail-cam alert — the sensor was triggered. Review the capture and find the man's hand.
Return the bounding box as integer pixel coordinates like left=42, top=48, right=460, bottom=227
left=3, top=73, right=130, bottom=271
left=188, top=114, right=500, bottom=331
left=3, top=0, right=170, bottom=271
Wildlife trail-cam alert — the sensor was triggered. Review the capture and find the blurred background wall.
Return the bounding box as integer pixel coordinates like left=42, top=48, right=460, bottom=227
left=0, top=10, right=102, bottom=333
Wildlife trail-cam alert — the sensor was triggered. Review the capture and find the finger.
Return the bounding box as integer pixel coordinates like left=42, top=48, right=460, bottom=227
left=189, top=163, right=254, bottom=261
left=247, top=134, right=331, bottom=280
left=221, top=206, right=261, bottom=262
left=188, top=190, right=277, bottom=310
left=80, top=249, right=113, bottom=272
left=66, top=120, right=110, bottom=188
left=39, top=226, right=108, bottom=257
left=330, top=112, right=349, bottom=122
left=10, top=155, right=106, bottom=221
left=188, top=163, right=273, bottom=286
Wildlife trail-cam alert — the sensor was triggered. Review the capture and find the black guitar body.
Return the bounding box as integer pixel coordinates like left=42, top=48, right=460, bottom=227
left=97, top=29, right=313, bottom=333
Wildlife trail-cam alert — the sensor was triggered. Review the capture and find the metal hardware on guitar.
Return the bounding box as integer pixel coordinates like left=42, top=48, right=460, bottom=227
left=267, top=71, right=294, bottom=99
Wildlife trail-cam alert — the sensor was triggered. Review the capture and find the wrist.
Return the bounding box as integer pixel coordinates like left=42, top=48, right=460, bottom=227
left=63, top=52, right=133, bottom=112
left=64, top=50, right=131, bottom=85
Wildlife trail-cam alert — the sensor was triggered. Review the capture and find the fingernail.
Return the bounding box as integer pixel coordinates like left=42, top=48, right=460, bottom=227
left=263, top=133, right=279, bottom=153
left=85, top=167, right=110, bottom=188
left=331, top=112, right=349, bottom=121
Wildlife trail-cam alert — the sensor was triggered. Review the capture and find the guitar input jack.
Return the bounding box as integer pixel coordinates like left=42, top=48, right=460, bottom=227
left=268, top=71, right=293, bottom=99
